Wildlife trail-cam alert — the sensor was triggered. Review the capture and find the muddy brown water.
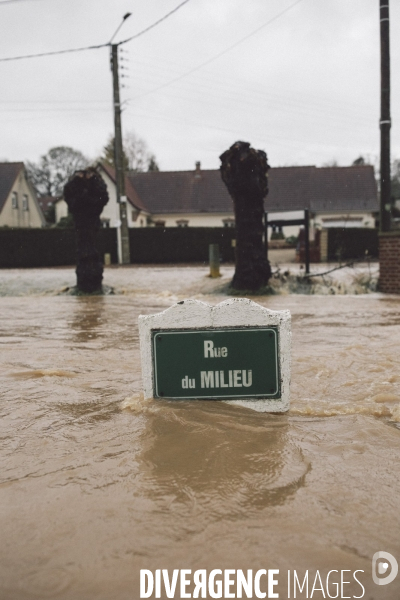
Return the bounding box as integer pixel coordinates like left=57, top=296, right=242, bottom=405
left=0, top=267, right=399, bottom=599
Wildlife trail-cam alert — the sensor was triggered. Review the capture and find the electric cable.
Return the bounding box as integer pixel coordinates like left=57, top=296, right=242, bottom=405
left=0, top=0, right=192, bottom=61
left=130, top=0, right=305, bottom=100
left=119, top=0, right=191, bottom=45
left=0, top=42, right=108, bottom=62
left=0, top=0, right=58, bottom=5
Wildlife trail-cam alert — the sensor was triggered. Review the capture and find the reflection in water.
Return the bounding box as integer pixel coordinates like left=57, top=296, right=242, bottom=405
left=70, top=296, right=107, bottom=343
left=0, top=288, right=400, bottom=600
left=138, top=401, right=309, bottom=520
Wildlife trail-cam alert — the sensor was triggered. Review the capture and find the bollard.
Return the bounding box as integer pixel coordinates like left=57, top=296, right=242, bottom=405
left=104, top=253, right=111, bottom=266
left=209, top=244, right=220, bottom=278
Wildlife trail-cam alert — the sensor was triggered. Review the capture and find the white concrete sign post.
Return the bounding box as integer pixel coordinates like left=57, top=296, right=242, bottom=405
left=139, top=298, right=291, bottom=412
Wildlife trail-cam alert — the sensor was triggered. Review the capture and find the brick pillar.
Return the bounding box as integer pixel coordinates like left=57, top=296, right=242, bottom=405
left=379, top=231, right=400, bottom=293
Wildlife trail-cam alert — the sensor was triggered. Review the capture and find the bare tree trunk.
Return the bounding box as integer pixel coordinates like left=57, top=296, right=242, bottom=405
left=64, top=168, right=109, bottom=293
left=220, top=141, right=271, bottom=290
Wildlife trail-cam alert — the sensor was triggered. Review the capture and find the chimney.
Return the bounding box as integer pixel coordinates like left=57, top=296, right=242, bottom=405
left=194, top=161, right=201, bottom=178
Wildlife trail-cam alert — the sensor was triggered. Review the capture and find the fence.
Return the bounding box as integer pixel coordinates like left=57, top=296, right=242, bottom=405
left=128, top=227, right=235, bottom=263
left=0, top=227, right=236, bottom=268
left=327, top=228, right=378, bottom=261
left=0, top=228, right=117, bottom=268
left=0, top=226, right=379, bottom=268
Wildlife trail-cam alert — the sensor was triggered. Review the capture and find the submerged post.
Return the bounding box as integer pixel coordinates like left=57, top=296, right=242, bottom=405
left=264, top=211, right=269, bottom=262
left=304, top=208, right=310, bottom=274
left=64, top=168, right=109, bottom=293
left=209, top=243, right=220, bottom=278
left=220, top=141, right=271, bottom=291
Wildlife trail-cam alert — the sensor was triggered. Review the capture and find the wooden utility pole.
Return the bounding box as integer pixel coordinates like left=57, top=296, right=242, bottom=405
left=380, top=0, right=391, bottom=232
left=111, top=43, right=130, bottom=264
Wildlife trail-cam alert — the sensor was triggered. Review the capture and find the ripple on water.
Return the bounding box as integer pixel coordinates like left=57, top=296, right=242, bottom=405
left=1, top=285, right=400, bottom=599
left=9, top=369, right=77, bottom=379
left=122, top=398, right=310, bottom=521
left=19, top=568, right=73, bottom=597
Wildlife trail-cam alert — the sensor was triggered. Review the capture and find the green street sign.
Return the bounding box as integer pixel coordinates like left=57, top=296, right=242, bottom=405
left=152, top=327, right=280, bottom=400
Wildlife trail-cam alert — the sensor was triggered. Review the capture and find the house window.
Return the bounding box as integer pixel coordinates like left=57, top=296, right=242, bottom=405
left=176, top=219, right=189, bottom=227
left=222, top=218, right=235, bottom=228
left=22, top=195, right=29, bottom=211
left=12, top=192, right=18, bottom=209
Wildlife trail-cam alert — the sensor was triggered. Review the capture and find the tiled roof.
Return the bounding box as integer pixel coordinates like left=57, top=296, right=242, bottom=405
left=0, top=162, right=23, bottom=213
left=128, top=169, right=231, bottom=215
left=309, top=166, right=378, bottom=212
left=267, top=166, right=315, bottom=211
left=128, top=165, right=378, bottom=215
left=98, top=163, right=148, bottom=212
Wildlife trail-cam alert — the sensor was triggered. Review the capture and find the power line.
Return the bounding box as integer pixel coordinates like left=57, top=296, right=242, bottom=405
left=119, top=0, right=191, bottom=45
left=0, top=0, right=192, bottom=62
left=129, top=62, right=375, bottom=124
left=0, top=0, right=58, bottom=5
left=130, top=0, right=306, bottom=101
left=0, top=42, right=108, bottom=62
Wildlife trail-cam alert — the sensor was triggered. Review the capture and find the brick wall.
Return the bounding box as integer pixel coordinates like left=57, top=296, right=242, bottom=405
left=379, top=232, right=400, bottom=294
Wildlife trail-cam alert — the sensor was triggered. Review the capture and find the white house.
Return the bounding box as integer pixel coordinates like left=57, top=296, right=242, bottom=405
left=54, top=162, right=378, bottom=239
left=128, top=162, right=378, bottom=239
left=0, top=162, right=45, bottom=228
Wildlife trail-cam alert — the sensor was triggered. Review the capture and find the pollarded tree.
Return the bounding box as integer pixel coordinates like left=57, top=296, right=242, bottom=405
left=220, top=141, right=271, bottom=291
left=64, top=168, right=109, bottom=293
left=26, top=146, right=89, bottom=197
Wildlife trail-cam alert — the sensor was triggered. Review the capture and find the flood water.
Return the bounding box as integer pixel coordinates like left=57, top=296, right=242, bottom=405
left=1, top=266, right=400, bottom=600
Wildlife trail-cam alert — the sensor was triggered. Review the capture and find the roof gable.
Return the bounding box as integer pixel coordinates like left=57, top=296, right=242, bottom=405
left=0, top=162, right=23, bottom=213
left=98, top=162, right=149, bottom=213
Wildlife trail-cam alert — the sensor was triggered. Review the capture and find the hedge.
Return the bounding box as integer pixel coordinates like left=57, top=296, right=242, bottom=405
left=0, top=226, right=380, bottom=268
left=0, top=227, right=236, bottom=268
left=129, top=227, right=236, bottom=263
left=0, top=228, right=118, bottom=268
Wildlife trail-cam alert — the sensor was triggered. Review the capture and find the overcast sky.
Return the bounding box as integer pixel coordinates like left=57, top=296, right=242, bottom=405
left=0, top=0, right=399, bottom=172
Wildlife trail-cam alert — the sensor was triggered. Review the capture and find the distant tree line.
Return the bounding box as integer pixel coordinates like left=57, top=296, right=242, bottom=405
left=25, top=131, right=159, bottom=224
left=101, top=131, right=159, bottom=173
